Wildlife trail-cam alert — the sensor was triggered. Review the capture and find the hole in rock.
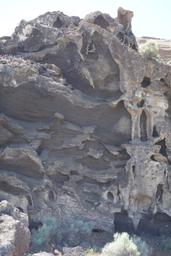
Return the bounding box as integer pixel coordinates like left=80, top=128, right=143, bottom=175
left=152, top=125, right=159, bottom=137
left=29, top=220, right=42, bottom=231
left=87, top=41, right=96, bottom=53
left=159, top=139, right=171, bottom=164
left=156, top=139, right=168, bottom=158
left=140, top=110, right=148, bottom=141
left=70, top=170, right=78, bottom=176
left=48, top=190, right=55, bottom=201
left=132, top=165, right=136, bottom=178
left=17, top=206, right=24, bottom=213
left=92, top=228, right=105, bottom=233
left=85, top=40, right=98, bottom=60
left=117, top=188, right=121, bottom=199
left=137, top=212, right=171, bottom=236
left=160, top=78, right=165, bottom=83
left=53, top=17, right=63, bottom=28
left=141, top=77, right=151, bottom=88
left=36, top=144, right=44, bottom=156
left=114, top=211, right=135, bottom=233
left=156, top=184, right=163, bottom=203
left=107, top=192, right=114, bottom=201
left=117, top=32, right=124, bottom=42
left=94, top=15, right=109, bottom=29
left=123, top=37, right=129, bottom=46
left=150, top=155, right=158, bottom=162
left=132, top=44, right=138, bottom=51
left=160, top=78, right=168, bottom=86
left=137, top=99, right=144, bottom=108
left=26, top=195, right=33, bottom=207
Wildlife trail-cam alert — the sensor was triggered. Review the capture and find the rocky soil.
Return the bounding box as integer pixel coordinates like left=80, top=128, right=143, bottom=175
left=0, top=6, right=171, bottom=255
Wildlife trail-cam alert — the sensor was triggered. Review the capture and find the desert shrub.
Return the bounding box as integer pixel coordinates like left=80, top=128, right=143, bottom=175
left=31, top=216, right=93, bottom=249
left=139, top=41, right=160, bottom=59
left=68, top=218, right=92, bottom=235
left=85, top=248, right=99, bottom=256
left=101, top=232, right=140, bottom=256
left=132, top=235, right=151, bottom=256
left=61, top=218, right=93, bottom=246
left=31, top=216, right=58, bottom=249
left=159, top=236, right=171, bottom=252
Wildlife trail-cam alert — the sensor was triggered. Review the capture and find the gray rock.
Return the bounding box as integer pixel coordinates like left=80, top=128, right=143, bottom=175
left=0, top=201, right=30, bottom=256
left=63, top=246, right=85, bottom=256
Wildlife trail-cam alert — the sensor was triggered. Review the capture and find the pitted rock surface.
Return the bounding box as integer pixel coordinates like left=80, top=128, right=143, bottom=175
left=0, top=200, right=30, bottom=256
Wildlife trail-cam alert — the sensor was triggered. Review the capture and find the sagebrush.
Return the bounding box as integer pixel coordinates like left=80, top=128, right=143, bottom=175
left=31, top=216, right=58, bottom=249
left=31, top=216, right=92, bottom=249
left=132, top=235, right=150, bottom=256
left=139, top=41, right=160, bottom=59
left=100, top=232, right=151, bottom=256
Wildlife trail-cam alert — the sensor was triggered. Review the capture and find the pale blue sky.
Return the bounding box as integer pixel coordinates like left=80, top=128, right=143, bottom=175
left=0, top=0, right=170, bottom=39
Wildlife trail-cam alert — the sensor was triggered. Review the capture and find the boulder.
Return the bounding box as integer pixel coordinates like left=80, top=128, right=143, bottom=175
left=63, top=246, right=85, bottom=256
left=0, top=200, right=30, bottom=256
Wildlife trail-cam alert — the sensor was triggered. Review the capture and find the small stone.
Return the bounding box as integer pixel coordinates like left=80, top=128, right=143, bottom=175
left=54, top=112, right=64, bottom=120
left=54, top=249, right=62, bottom=255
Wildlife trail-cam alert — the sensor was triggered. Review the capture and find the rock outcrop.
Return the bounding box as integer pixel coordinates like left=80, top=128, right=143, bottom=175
left=0, top=6, right=171, bottom=250
left=0, top=200, right=30, bottom=256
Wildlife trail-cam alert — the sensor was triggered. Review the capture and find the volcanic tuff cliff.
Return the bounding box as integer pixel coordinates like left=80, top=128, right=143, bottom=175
left=0, top=6, right=171, bottom=250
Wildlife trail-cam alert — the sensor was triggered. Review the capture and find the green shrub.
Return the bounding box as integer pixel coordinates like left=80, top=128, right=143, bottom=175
left=159, top=236, right=171, bottom=252
left=139, top=41, right=160, bottom=59
left=69, top=218, right=92, bottom=235
left=85, top=248, right=99, bottom=256
left=132, top=235, right=151, bottom=256
left=31, top=216, right=58, bottom=249
left=101, top=232, right=140, bottom=256
left=62, top=218, right=92, bottom=246
left=31, top=216, right=93, bottom=250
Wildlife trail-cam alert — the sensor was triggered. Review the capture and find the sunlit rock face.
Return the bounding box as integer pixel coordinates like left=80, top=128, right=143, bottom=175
left=0, top=7, right=171, bottom=248
left=0, top=200, right=30, bottom=256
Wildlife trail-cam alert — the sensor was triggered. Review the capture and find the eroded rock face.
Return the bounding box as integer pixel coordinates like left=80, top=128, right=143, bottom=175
left=0, top=200, right=30, bottom=256
left=0, top=7, right=171, bottom=249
